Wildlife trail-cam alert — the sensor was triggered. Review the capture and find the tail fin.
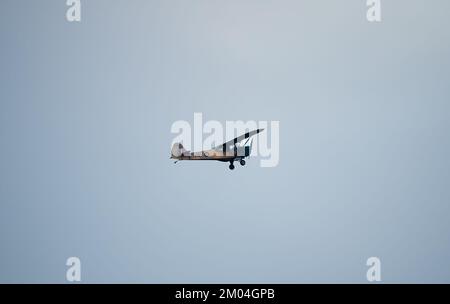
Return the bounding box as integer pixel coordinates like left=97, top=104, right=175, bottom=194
left=171, top=143, right=188, bottom=158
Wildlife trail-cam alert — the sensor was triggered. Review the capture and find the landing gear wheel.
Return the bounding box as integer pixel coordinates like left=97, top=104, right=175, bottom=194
left=229, top=163, right=235, bottom=170
left=240, top=159, right=246, bottom=166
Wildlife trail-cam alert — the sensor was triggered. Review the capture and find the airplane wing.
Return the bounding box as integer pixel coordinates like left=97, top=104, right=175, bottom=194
left=214, top=129, right=264, bottom=151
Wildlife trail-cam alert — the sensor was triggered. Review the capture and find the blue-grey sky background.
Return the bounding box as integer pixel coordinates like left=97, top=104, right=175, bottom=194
left=1, top=0, right=449, bottom=283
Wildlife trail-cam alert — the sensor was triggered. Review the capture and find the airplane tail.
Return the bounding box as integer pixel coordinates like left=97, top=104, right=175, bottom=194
left=171, top=142, right=188, bottom=158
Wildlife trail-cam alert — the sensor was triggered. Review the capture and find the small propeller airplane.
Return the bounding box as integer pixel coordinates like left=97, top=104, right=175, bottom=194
left=171, top=129, right=264, bottom=170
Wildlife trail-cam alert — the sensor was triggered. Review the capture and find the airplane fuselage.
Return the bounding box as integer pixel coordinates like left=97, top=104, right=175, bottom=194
left=170, top=129, right=263, bottom=170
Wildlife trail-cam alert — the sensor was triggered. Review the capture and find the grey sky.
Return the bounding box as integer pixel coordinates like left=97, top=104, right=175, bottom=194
left=1, top=0, right=450, bottom=283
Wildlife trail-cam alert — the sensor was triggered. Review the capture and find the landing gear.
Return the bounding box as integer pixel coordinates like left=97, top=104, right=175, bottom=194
left=240, top=159, right=246, bottom=166
left=229, top=162, right=235, bottom=170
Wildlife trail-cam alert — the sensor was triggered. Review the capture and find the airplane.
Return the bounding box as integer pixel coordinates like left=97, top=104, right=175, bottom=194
left=170, top=129, right=264, bottom=170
